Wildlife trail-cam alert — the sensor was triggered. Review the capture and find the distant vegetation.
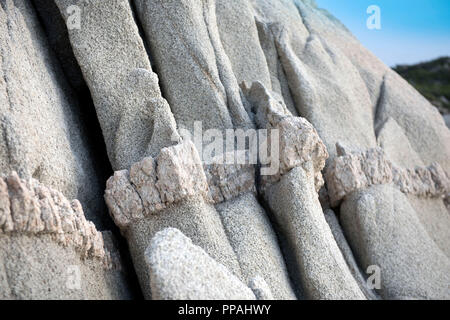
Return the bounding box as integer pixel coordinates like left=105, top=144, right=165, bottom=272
left=394, top=57, right=450, bottom=114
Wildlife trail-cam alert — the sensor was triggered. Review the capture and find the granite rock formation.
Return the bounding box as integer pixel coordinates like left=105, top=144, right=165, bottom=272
left=0, top=0, right=449, bottom=300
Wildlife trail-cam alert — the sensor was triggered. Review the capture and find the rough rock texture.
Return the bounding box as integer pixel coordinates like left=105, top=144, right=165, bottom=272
left=0, top=173, right=131, bottom=299
left=375, top=70, right=450, bottom=173
left=1, top=172, right=112, bottom=267
left=340, top=185, right=450, bottom=299
left=376, top=117, right=424, bottom=168
left=105, top=141, right=242, bottom=298
left=1, top=0, right=449, bottom=301
left=54, top=0, right=179, bottom=170
left=377, top=116, right=450, bottom=258
left=249, top=276, right=275, bottom=300
left=260, top=1, right=377, bottom=160
left=243, top=81, right=328, bottom=190
left=0, top=0, right=106, bottom=226
left=145, top=228, right=255, bottom=300
left=324, top=209, right=379, bottom=300
left=216, top=193, right=297, bottom=300
left=204, top=152, right=256, bottom=203
left=146, top=228, right=255, bottom=300
left=105, top=141, right=210, bottom=229
left=325, top=147, right=450, bottom=206
left=134, top=0, right=252, bottom=135
left=265, top=165, right=365, bottom=300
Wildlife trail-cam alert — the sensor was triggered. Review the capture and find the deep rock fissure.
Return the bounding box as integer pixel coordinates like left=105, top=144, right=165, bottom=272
left=27, top=0, right=144, bottom=299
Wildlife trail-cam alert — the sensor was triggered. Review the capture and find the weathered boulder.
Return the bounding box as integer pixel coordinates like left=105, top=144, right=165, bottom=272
left=0, top=0, right=106, bottom=226
left=134, top=0, right=252, bottom=135
left=265, top=165, right=365, bottom=300
left=216, top=193, right=297, bottom=300
left=325, top=147, right=449, bottom=207
left=0, top=173, right=131, bottom=299
left=2, top=0, right=449, bottom=301
left=146, top=228, right=255, bottom=300
left=242, top=81, right=363, bottom=299
left=204, top=149, right=296, bottom=300
left=249, top=1, right=377, bottom=160
left=340, top=185, right=450, bottom=299
left=54, top=0, right=179, bottom=170
left=105, top=141, right=242, bottom=298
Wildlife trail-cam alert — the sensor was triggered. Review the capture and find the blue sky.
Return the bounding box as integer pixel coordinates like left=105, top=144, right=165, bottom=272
left=315, top=0, right=450, bottom=66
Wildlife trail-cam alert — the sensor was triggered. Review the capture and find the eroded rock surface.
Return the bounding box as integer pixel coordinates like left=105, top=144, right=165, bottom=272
left=341, top=185, right=450, bottom=299
left=0, top=0, right=106, bottom=226
left=326, top=147, right=450, bottom=206
left=146, top=228, right=255, bottom=300
left=0, top=172, right=131, bottom=299
left=1, top=0, right=449, bottom=301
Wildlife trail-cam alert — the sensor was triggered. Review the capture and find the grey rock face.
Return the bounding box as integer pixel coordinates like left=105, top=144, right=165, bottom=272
left=249, top=276, right=275, bottom=300
left=325, top=147, right=450, bottom=206
left=323, top=209, right=380, bottom=300
left=0, top=0, right=105, bottom=225
left=340, top=185, right=450, bottom=299
left=377, top=117, right=450, bottom=258
left=105, top=141, right=211, bottom=229
left=54, top=0, right=179, bottom=170
left=251, top=0, right=377, bottom=160
left=105, top=141, right=242, bottom=298
left=243, top=81, right=328, bottom=190
left=134, top=0, right=252, bottom=135
left=0, top=173, right=131, bottom=299
left=265, top=165, right=365, bottom=300
left=204, top=151, right=256, bottom=203
left=146, top=228, right=255, bottom=300
left=215, top=0, right=272, bottom=89
left=375, top=70, right=450, bottom=173
left=216, top=193, right=297, bottom=300
left=1, top=0, right=449, bottom=301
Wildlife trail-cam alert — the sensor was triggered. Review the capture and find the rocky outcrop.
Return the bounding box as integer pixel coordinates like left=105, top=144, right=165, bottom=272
left=243, top=81, right=328, bottom=190
left=375, top=70, right=450, bottom=173
left=340, top=185, right=450, bottom=299
left=265, top=165, right=365, bottom=300
left=1, top=0, right=449, bottom=301
left=1, top=172, right=113, bottom=267
left=105, top=141, right=243, bottom=298
left=146, top=228, right=256, bottom=300
left=53, top=0, right=179, bottom=170
left=204, top=152, right=256, bottom=203
left=215, top=193, right=297, bottom=300
left=105, top=141, right=210, bottom=228
left=0, top=0, right=105, bottom=226
left=325, top=147, right=450, bottom=206
left=0, top=172, right=131, bottom=299
left=134, top=0, right=252, bottom=135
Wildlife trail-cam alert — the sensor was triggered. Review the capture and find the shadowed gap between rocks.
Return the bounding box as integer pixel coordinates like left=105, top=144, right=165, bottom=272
left=374, top=74, right=387, bottom=136
left=129, top=0, right=177, bottom=119
left=255, top=183, right=305, bottom=300
left=129, top=0, right=172, bottom=107
left=28, top=0, right=144, bottom=299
